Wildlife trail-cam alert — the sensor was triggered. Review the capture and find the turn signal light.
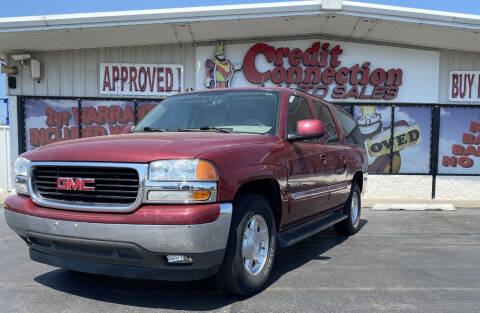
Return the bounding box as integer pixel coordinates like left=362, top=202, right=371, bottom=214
left=192, top=190, right=211, bottom=201
left=196, top=160, right=218, bottom=180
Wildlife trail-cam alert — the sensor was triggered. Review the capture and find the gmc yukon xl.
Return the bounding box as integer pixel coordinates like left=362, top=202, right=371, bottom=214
left=5, top=87, right=367, bottom=295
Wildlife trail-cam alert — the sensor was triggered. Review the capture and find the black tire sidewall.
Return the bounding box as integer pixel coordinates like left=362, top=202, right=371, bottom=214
left=230, top=194, right=276, bottom=293
left=346, top=183, right=361, bottom=232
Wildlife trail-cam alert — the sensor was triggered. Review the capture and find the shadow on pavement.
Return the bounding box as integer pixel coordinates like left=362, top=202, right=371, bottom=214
left=34, top=219, right=367, bottom=311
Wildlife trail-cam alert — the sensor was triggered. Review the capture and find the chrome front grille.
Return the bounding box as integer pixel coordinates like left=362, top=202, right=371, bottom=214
left=32, top=166, right=139, bottom=204
left=28, top=162, right=148, bottom=213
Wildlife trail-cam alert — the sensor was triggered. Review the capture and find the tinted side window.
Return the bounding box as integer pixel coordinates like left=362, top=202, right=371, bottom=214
left=312, top=100, right=339, bottom=144
left=287, top=96, right=313, bottom=134
left=334, top=107, right=364, bottom=146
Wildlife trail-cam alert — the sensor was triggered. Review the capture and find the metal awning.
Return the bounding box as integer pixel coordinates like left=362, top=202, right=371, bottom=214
left=1, top=0, right=480, bottom=53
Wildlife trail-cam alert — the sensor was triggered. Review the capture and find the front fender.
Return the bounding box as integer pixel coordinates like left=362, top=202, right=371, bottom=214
left=216, top=164, right=286, bottom=201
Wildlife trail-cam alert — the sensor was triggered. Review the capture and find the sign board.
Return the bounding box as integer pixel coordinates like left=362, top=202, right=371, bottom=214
left=196, top=39, right=440, bottom=103
left=449, top=71, right=480, bottom=102
left=438, top=107, right=480, bottom=174
left=100, top=63, right=184, bottom=97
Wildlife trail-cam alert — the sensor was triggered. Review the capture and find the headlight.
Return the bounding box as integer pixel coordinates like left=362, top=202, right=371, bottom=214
left=14, top=157, right=30, bottom=177
left=14, top=157, right=30, bottom=196
left=148, top=159, right=217, bottom=181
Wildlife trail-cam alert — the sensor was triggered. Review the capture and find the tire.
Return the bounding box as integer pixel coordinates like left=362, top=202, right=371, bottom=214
left=215, top=193, right=276, bottom=296
left=334, top=182, right=361, bottom=235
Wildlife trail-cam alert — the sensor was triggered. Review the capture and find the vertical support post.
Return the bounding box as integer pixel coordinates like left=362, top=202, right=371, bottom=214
left=5, top=99, right=9, bottom=126
left=78, top=99, right=82, bottom=138
left=430, top=106, right=441, bottom=199
left=389, top=105, right=395, bottom=173
left=18, top=97, right=25, bottom=153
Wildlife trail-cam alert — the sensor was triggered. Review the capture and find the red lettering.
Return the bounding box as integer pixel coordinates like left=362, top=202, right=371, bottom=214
left=458, top=156, right=474, bottom=168
left=335, top=67, right=349, bottom=85
left=112, top=66, right=119, bottom=91
left=120, top=66, right=128, bottom=91
left=470, top=121, right=480, bottom=133
left=147, top=67, right=156, bottom=92
left=321, top=67, right=336, bottom=85
left=371, top=86, right=386, bottom=99
left=329, top=45, right=343, bottom=67
left=138, top=67, right=147, bottom=92
left=271, top=67, right=286, bottom=84
left=102, top=66, right=112, bottom=91
left=319, top=43, right=330, bottom=67
left=129, top=67, right=138, bottom=92
left=122, top=105, right=135, bottom=124
left=370, top=69, right=386, bottom=86
left=243, top=43, right=275, bottom=84
left=442, top=156, right=457, bottom=167
left=165, top=68, right=173, bottom=92
left=452, top=74, right=459, bottom=98
left=452, top=144, right=465, bottom=155
left=385, top=69, right=403, bottom=86
left=288, top=48, right=302, bottom=66
left=302, top=43, right=320, bottom=66
left=332, top=85, right=346, bottom=99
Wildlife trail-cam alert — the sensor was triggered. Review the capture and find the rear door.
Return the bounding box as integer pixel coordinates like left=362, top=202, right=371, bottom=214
left=284, top=95, right=329, bottom=227
left=311, top=100, right=350, bottom=209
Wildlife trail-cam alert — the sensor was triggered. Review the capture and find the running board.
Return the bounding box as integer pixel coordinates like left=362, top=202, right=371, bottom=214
left=277, top=211, right=348, bottom=247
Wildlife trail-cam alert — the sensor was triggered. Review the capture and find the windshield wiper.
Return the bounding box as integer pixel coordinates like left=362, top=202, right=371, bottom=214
left=178, top=126, right=232, bottom=133
left=137, top=126, right=169, bottom=132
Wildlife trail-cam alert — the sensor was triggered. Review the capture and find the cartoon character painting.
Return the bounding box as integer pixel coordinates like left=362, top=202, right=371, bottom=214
left=356, top=105, right=401, bottom=173
left=204, top=43, right=241, bottom=88
left=356, top=105, right=424, bottom=174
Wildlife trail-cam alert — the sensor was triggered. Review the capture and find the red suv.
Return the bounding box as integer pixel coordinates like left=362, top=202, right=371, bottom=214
left=5, top=87, right=367, bottom=295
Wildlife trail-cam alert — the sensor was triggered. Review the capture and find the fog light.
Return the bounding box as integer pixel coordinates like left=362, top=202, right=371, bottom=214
left=166, top=255, right=193, bottom=264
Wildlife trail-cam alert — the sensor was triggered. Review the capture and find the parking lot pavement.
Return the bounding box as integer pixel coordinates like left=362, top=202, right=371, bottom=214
left=1, top=206, right=479, bottom=313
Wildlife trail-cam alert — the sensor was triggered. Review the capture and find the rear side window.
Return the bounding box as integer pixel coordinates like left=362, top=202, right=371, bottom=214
left=312, top=100, right=339, bottom=144
left=334, top=107, right=364, bottom=146
left=287, top=96, right=313, bottom=135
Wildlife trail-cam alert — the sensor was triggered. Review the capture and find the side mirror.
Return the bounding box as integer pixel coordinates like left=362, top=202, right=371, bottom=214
left=122, top=125, right=134, bottom=134
left=288, top=119, right=325, bottom=141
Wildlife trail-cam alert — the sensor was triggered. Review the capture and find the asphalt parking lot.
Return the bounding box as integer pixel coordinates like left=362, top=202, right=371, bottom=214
left=1, top=206, right=479, bottom=313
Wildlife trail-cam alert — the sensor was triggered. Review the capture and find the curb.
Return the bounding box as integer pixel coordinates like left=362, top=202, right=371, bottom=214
left=371, top=203, right=456, bottom=211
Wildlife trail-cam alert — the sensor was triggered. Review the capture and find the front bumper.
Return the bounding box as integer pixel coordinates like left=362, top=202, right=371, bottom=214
left=4, top=197, right=233, bottom=281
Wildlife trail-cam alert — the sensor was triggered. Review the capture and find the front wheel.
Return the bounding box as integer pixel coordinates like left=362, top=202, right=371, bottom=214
left=334, top=182, right=361, bottom=235
left=215, top=193, right=276, bottom=296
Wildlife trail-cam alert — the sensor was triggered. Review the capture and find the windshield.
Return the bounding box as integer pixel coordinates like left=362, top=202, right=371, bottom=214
left=135, top=90, right=280, bottom=135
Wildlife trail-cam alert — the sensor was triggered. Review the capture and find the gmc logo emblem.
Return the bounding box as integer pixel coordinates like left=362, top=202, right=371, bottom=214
left=57, top=178, right=95, bottom=192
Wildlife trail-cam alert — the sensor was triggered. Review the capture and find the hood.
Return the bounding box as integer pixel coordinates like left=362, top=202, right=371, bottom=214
left=22, top=132, right=278, bottom=163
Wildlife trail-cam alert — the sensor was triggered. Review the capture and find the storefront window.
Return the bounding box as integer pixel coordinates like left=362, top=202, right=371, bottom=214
left=80, top=100, right=135, bottom=137
left=136, top=101, right=160, bottom=122
left=438, top=107, right=480, bottom=175
left=393, top=106, right=431, bottom=174
left=24, top=98, right=79, bottom=151
left=353, top=105, right=393, bottom=174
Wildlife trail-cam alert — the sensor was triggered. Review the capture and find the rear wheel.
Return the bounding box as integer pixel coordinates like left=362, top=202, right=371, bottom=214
left=215, top=193, right=276, bottom=295
left=334, top=182, right=361, bottom=235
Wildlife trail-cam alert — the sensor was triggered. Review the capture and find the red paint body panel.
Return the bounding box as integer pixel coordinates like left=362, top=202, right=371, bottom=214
left=17, top=87, right=367, bottom=229
left=5, top=195, right=220, bottom=225
left=22, top=132, right=277, bottom=163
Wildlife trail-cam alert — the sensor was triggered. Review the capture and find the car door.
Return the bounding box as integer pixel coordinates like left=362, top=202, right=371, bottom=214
left=312, top=100, right=352, bottom=209
left=284, top=95, right=330, bottom=227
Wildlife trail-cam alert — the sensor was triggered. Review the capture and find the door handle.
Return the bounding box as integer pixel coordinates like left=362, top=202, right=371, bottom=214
left=320, top=154, right=327, bottom=165
left=341, top=155, right=348, bottom=167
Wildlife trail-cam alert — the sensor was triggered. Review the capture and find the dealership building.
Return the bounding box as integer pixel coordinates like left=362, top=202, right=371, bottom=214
left=1, top=0, right=480, bottom=195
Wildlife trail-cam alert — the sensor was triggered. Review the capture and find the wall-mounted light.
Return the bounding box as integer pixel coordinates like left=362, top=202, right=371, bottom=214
left=10, top=53, right=41, bottom=81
